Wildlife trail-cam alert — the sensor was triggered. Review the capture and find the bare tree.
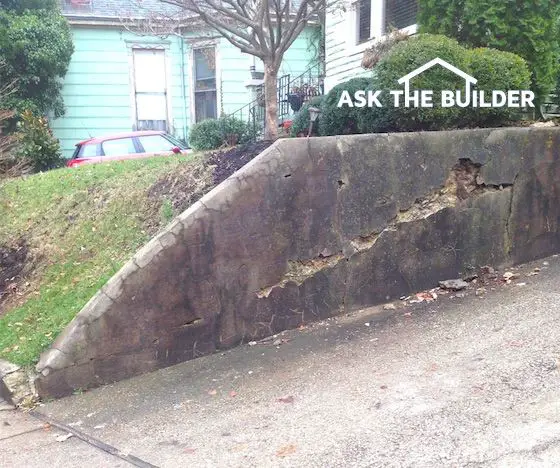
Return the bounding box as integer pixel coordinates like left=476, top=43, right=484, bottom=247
left=154, top=0, right=328, bottom=140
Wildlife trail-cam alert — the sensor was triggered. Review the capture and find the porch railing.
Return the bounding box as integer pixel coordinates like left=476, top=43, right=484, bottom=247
left=228, top=62, right=324, bottom=140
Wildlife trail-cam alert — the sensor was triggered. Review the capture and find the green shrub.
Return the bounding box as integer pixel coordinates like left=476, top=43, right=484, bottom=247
left=318, top=77, right=372, bottom=136
left=14, top=110, right=63, bottom=172
left=374, top=34, right=469, bottom=131
left=188, top=116, right=256, bottom=151
left=0, top=7, right=74, bottom=118
left=290, top=95, right=325, bottom=137
left=355, top=76, right=392, bottom=134
left=317, top=35, right=532, bottom=136
left=418, top=0, right=560, bottom=108
left=465, top=48, right=532, bottom=126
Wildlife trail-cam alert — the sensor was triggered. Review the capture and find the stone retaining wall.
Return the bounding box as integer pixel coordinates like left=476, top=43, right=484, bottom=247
left=35, top=128, right=560, bottom=397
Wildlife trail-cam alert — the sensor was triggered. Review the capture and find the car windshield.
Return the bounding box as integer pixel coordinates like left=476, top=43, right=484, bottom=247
left=76, top=143, right=98, bottom=158
left=137, top=135, right=176, bottom=154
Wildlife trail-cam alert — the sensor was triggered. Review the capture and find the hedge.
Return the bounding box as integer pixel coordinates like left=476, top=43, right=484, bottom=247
left=318, top=77, right=372, bottom=136
left=465, top=47, right=532, bottom=126
left=374, top=34, right=469, bottom=131
left=189, top=116, right=256, bottom=151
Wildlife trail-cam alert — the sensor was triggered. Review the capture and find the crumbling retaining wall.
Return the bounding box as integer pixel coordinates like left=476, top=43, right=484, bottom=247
left=35, top=128, right=560, bottom=397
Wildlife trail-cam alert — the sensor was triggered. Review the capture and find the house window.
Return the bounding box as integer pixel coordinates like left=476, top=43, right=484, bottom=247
left=384, top=0, right=418, bottom=32
left=132, top=49, right=168, bottom=131
left=194, top=47, right=218, bottom=122
left=357, top=0, right=372, bottom=43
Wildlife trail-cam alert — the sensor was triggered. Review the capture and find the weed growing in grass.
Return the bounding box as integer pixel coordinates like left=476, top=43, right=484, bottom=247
left=160, top=198, right=174, bottom=224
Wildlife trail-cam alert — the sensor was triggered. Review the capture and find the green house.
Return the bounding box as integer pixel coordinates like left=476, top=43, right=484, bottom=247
left=54, top=0, right=321, bottom=158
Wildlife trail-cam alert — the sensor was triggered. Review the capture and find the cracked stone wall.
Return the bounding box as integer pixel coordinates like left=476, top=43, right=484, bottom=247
left=35, top=128, right=560, bottom=397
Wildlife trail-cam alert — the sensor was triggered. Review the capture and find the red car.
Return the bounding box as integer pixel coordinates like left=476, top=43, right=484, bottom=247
left=66, top=130, right=189, bottom=168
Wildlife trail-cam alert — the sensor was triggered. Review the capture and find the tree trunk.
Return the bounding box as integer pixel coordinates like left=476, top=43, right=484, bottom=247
left=263, top=62, right=279, bottom=141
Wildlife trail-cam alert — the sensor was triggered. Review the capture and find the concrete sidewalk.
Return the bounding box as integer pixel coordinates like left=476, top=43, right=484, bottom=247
left=3, top=255, right=560, bottom=467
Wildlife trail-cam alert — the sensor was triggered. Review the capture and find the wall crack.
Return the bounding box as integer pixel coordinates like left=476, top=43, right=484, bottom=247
left=256, top=159, right=517, bottom=300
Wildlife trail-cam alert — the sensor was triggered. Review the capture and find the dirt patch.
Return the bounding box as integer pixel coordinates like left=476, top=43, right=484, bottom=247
left=0, top=239, right=28, bottom=314
left=146, top=159, right=214, bottom=233
left=147, top=141, right=273, bottom=231
left=207, top=140, right=273, bottom=185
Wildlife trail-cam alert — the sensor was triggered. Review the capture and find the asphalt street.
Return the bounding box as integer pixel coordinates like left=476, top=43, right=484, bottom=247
left=2, top=255, right=560, bottom=467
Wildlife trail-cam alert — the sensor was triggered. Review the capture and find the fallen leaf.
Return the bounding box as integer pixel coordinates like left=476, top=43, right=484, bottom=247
left=230, top=391, right=237, bottom=397
left=208, top=389, right=217, bottom=396
left=276, top=444, right=297, bottom=457
left=184, top=448, right=197, bottom=454
left=277, top=395, right=294, bottom=404
left=414, top=291, right=437, bottom=302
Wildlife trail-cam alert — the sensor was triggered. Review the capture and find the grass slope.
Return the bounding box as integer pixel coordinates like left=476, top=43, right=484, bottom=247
left=0, top=155, right=204, bottom=366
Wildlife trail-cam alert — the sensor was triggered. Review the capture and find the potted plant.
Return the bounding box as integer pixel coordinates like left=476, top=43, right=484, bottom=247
left=287, top=86, right=306, bottom=112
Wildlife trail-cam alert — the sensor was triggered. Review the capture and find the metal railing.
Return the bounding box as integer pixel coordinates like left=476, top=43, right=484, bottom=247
left=542, top=94, right=560, bottom=118
left=227, top=96, right=266, bottom=140
left=228, top=62, right=324, bottom=140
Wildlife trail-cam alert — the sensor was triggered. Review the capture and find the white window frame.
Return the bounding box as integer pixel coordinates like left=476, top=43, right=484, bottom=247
left=189, top=40, right=222, bottom=124
left=126, top=41, right=174, bottom=133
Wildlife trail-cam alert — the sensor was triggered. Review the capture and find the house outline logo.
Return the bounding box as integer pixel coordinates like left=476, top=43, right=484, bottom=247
left=397, top=57, right=478, bottom=98
left=335, top=56, right=535, bottom=109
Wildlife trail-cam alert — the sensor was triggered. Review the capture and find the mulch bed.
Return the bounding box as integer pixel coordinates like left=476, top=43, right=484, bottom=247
left=207, top=140, right=273, bottom=185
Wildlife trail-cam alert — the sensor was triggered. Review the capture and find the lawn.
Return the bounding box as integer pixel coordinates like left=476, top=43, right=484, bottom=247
left=0, top=154, right=206, bottom=366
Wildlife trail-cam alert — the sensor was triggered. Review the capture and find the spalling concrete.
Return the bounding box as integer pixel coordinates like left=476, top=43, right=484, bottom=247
left=35, top=128, right=560, bottom=397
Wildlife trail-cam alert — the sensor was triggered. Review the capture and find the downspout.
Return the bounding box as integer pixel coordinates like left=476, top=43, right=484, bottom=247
left=180, top=36, right=188, bottom=143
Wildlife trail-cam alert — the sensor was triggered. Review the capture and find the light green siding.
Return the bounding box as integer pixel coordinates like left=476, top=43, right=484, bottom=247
left=53, top=24, right=319, bottom=159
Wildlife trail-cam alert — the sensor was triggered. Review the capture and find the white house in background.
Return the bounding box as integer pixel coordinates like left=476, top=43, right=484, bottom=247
left=325, top=0, right=418, bottom=91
